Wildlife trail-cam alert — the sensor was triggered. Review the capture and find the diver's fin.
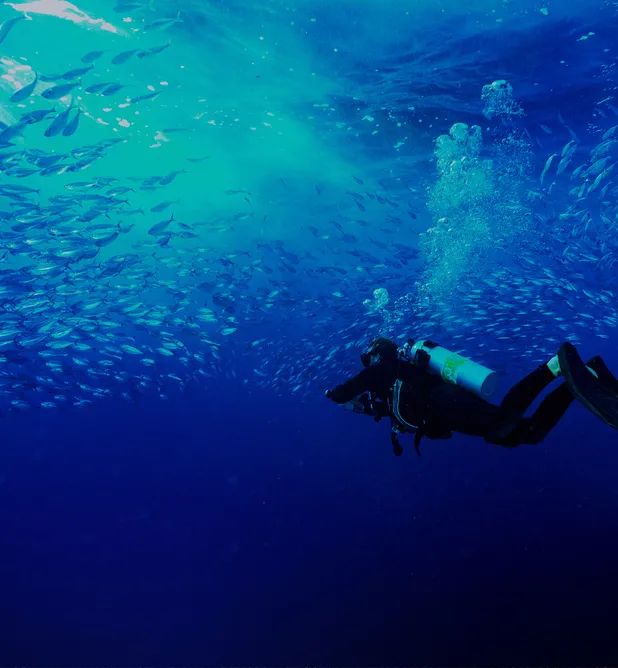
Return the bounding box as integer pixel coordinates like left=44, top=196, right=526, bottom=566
left=558, top=343, right=618, bottom=429
left=587, top=356, right=618, bottom=395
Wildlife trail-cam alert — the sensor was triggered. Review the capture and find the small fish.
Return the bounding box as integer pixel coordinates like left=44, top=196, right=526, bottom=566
left=143, top=11, right=183, bottom=32
left=150, top=200, right=179, bottom=212
left=556, top=155, right=572, bottom=176
left=106, top=186, right=134, bottom=196
left=10, top=73, right=37, bottom=103
left=540, top=153, right=557, bottom=184
left=101, top=83, right=128, bottom=96
left=0, top=15, right=25, bottom=45
left=44, top=106, right=74, bottom=137
left=159, top=170, right=186, bottom=186
left=0, top=120, right=28, bottom=143
left=602, top=125, right=618, bottom=141
left=21, top=107, right=55, bottom=125
left=352, top=175, right=364, bottom=184
left=157, top=232, right=173, bottom=246
left=1, top=183, right=39, bottom=193
left=78, top=207, right=103, bottom=222
left=40, top=163, right=68, bottom=177
left=94, top=230, right=120, bottom=247
left=186, top=156, right=209, bottom=162
left=39, top=73, right=63, bottom=82
left=137, top=43, right=171, bottom=58
left=5, top=167, right=38, bottom=178
left=86, top=82, right=115, bottom=94
left=227, top=212, right=253, bottom=222
left=61, top=65, right=94, bottom=80
left=62, top=108, right=81, bottom=137
left=42, top=81, right=81, bottom=100
left=586, top=156, right=611, bottom=177
left=129, top=90, right=160, bottom=104
left=346, top=190, right=364, bottom=201
left=81, top=49, right=107, bottom=63
left=148, top=213, right=175, bottom=236
left=114, top=0, right=150, bottom=11
left=111, top=49, right=140, bottom=65
left=561, top=139, right=578, bottom=158
left=589, top=163, right=615, bottom=192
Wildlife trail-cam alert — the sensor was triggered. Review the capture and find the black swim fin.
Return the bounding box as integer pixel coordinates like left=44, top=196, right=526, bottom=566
left=558, top=343, right=618, bottom=430
left=587, top=356, right=618, bottom=395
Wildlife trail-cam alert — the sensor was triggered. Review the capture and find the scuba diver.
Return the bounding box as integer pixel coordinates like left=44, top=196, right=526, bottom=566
left=325, top=337, right=618, bottom=456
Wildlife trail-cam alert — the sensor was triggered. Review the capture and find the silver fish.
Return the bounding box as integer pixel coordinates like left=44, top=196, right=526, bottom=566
left=10, top=73, right=38, bottom=103
left=42, top=81, right=81, bottom=100
left=44, top=105, right=74, bottom=137
left=0, top=14, right=25, bottom=45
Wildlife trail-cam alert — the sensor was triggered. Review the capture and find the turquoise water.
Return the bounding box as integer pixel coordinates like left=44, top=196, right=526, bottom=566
left=2, top=0, right=618, bottom=664
left=0, top=0, right=617, bottom=407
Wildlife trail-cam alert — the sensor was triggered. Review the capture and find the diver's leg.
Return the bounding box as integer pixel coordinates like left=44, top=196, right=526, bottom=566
left=499, top=363, right=556, bottom=414
left=490, top=354, right=614, bottom=446
left=486, top=384, right=573, bottom=447
left=500, top=345, right=611, bottom=416
left=484, top=363, right=557, bottom=442
left=510, top=383, right=575, bottom=445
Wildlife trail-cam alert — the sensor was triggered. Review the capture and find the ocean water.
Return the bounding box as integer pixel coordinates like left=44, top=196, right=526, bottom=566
left=1, top=0, right=618, bottom=664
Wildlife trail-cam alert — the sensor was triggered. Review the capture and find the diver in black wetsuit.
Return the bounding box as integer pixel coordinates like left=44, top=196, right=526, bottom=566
left=325, top=337, right=618, bottom=456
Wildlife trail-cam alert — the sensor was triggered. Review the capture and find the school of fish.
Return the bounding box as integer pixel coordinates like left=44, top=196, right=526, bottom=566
left=0, top=2, right=615, bottom=416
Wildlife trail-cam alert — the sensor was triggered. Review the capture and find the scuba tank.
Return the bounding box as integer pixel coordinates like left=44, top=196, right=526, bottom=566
left=399, top=338, right=498, bottom=399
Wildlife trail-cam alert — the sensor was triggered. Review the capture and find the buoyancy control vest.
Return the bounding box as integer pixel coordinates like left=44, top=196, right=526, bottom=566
left=387, top=339, right=499, bottom=456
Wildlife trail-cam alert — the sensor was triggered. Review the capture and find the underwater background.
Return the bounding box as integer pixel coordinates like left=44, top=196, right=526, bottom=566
left=1, top=0, right=618, bottom=664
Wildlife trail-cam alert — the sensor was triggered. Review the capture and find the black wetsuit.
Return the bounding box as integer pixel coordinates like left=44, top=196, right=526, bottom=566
left=327, top=357, right=575, bottom=447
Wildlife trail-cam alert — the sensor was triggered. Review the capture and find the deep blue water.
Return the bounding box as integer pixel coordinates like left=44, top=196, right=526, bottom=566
left=3, top=388, right=618, bottom=665
left=1, top=0, right=618, bottom=665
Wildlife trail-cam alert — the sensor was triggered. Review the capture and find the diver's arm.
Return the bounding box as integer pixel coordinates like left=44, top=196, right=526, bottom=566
left=342, top=394, right=374, bottom=414
left=326, top=367, right=376, bottom=404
